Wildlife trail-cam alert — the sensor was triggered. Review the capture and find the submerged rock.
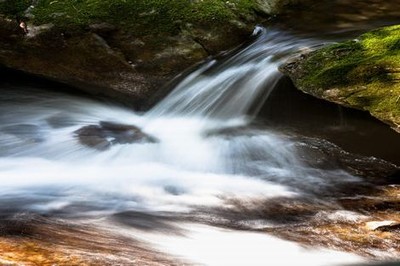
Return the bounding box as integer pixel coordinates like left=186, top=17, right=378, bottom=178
left=281, top=24, right=400, bottom=132
left=74, top=121, right=158, bottom=150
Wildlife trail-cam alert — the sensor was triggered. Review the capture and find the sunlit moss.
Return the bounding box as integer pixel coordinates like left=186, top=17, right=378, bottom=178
left=290, top=25, right=400, bottom=130
left=27, top=0, right=258, bottom=35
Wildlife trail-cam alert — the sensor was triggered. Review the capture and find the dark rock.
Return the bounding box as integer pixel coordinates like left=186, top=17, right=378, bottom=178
left=256, top=0, right=308, bottom=15
left=98, top=121, right=159, bottom=144
left=78, top=135, right=111, bottom=151
left=88, top=23, right=117, bottom=35
left=375, top=223, right=400, bottom=232
left=0, top=10, right=257, bottom=109
left=74, top=121, right=158, bottom=150
left=294, top=136, right=400, bottom=183
left=386, top=170, right=400, bottom=184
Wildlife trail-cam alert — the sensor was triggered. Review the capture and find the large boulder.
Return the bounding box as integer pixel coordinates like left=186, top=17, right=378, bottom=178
left=0, top=0, right=270, bottom=109
left=281, top=25, right=400, bottom=132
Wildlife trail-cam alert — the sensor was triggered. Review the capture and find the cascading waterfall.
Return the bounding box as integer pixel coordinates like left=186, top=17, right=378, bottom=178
left=0, top=26, right=356, bottom=219
left=0, top=27, right=366, bottom=265
left=148, top=27, right=319, bottom=120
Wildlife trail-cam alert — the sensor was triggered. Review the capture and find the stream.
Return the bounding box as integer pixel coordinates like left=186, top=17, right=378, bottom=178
left=0, top=16, right=400, bottom=266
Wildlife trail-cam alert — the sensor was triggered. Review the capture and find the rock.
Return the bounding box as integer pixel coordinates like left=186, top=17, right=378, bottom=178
left=0, top=0, right=269, bottom=109
left=375, top=223, right=400, bottom=233
left=77, top=136, right=112, bottom=151
left=281, top=24, right=400, bottom=132
left=88, top=23, right=117, bottom=35
left=74, top=121, right=158, bottom=150
left=0, top=0, right=320, bottom=109
left=0, top=20, right=165, bottom=109
left=74, top=125, right=112, bottom=151
left=293, top=136, right=400, bottom=183
left=255, top=0, right=305, bottom=15
left=365, top=220, right=398, bottom=231
left=374, top=223, right=400, bottom=232
left=98, top=121, right=158, bottom=144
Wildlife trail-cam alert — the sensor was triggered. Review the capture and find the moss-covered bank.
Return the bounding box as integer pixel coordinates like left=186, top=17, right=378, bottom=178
left=282, top=25, right=400, bottom=132
left=32, top=0, right=255, bottom=34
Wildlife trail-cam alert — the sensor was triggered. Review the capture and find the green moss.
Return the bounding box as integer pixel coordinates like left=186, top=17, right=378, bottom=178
left=293, top=24, right=400, bottom=129
left=30, top=0, right=257, bottom=35
left=0, top=0, right=32, bottom=17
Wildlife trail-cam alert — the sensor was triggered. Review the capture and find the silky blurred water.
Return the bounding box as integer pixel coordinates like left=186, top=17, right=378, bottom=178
left=0, top=27, right=380, bottom=266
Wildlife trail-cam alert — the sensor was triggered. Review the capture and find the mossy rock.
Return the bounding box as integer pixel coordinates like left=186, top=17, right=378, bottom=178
left=4, top=0, right=260, bottom=35
left=282, top=25, right=400, bottom=132
left=0, top=1, right=267, bottom=108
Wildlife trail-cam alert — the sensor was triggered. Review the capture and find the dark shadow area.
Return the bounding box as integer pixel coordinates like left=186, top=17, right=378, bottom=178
left=1, top=66, right=83, bottom=94
left=272, top=0, right=400, bottom=39
left=354, top=263, right=400, bottom=266
left=111, top=211, right=183, bottom=235
left=0, top=66, right=129, bottom=109
left=257, top=76, right=400, bottom=165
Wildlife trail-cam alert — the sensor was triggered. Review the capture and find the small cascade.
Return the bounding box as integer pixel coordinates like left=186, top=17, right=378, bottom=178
left=0, top=27, right=356, bottom=215
left=148, top=27, right=318, bottom=121
left=0, top=26, right=388, bottom=266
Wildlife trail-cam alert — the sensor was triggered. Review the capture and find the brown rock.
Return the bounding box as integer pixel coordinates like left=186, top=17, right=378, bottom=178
left=74, top=121, right=158, bottom=150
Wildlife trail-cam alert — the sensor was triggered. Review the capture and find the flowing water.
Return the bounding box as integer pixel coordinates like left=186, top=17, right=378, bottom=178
left=0, top=27, right=399, bottom=265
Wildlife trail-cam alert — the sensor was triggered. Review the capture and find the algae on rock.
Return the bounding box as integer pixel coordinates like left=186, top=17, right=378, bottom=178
left=282, top=25, right=400, bottom=132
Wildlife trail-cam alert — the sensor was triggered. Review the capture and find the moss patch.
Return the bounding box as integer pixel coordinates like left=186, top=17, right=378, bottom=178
left=284, top=25, right=400, bottom=131
left=28, top=0, right=258, bottom=36
left=0, top=0, right=32, bottom=17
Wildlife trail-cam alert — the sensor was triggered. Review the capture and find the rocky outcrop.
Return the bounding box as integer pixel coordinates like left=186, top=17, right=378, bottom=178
left=0, top=0, right=272, bottom=109
left=0, top=0, right=319, bottom=109
left=0, top=16, right=234, bottom=109
left=281, top=25, right=400, bottom=132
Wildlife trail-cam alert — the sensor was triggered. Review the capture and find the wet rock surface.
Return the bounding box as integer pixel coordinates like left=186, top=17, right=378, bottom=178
left=194, top=129, right=400, bottom=258
left=293, top=136, right=400, bottom=183
left=191, top=183, right=400, bottom=259
left=267, top=185, right=400, bottom=259
left=0, top=214, right=184, bottom=265
left=0, top=17, right=168, bottom=109
left=74, top=121, right=158, bottom=150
